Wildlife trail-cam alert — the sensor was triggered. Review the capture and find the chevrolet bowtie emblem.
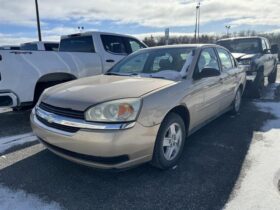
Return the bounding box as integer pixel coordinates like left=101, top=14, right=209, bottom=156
left=46, top=114, right=54, bottom=123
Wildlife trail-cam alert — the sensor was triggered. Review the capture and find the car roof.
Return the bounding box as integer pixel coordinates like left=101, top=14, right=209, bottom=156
left=61, top=31, right=143, bottom=40
left=217, top=36, right=264, bottom=42
left=138, top=43, right=220, bottom=50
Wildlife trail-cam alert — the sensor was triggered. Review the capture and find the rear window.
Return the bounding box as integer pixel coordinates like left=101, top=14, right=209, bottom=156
left=59, top=36, right=95, bottom=53
left=20, top=44, right=38, bottom=51
left=44, top=43, right=59, bottom=51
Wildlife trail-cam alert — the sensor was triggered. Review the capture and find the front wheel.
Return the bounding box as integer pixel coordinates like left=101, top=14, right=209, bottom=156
left=151, top=113, right=186, bottom=170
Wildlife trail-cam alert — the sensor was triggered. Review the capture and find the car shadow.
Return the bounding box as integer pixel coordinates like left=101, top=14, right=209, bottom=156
left=0, top=101, right=274, bottom=210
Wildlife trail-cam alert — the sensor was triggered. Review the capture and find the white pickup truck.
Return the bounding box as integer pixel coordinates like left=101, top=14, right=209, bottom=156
left=0, top=31, right=147, bottom=109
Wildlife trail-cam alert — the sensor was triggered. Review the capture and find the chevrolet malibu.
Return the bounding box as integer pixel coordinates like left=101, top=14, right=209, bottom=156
left=31, top=44, right=246, bottom=170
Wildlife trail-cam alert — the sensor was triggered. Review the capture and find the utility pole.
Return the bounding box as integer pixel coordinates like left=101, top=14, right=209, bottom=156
left=225, top=25, right=231, bottom=37
left=35, top=0, right=42, bottom=41
left=197, top=2, right=200, bottom=43
left=194, top=1, right=201, bottom=43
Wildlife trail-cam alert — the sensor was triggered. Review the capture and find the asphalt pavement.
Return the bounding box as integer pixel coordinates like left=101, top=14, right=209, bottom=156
left=0, top=68, right=280, bottom=210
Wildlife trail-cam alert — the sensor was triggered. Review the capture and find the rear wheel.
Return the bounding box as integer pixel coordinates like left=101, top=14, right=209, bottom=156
left=268, top=66, right=277, bottom=84
left=151, top=113, right=186, bottom=170
left=231, top=88, right=242, bottom=114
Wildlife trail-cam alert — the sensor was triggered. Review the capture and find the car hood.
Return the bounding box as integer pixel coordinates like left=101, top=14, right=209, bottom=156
left=41, top=75, right=176, bottom=111
left=232, top=53, right=257, bottom=61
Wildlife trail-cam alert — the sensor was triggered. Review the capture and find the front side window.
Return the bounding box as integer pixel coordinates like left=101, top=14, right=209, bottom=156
left=109, top=47, right=194, bottom=75
left=196, top=48, right=220, bottom=73
left=101, top=35, right=127, bottom=54
left=59, top=36, right=95, bottom=53
left=217, top=48, right=233, bottom=71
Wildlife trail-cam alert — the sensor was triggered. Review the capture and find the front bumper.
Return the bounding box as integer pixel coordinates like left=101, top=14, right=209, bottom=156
left=31, top=110, right=160, bottom=169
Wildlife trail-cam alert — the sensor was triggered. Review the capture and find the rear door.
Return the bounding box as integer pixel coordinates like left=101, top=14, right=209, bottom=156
left=216, top=47, right=238, bottom=110
left=100, top=35, right=129, bottom=71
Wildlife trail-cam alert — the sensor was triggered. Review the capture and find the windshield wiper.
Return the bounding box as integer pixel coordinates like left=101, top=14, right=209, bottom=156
left=149, top=75, right=165, bottom=79
left=105, top=72, right=123, bottom=76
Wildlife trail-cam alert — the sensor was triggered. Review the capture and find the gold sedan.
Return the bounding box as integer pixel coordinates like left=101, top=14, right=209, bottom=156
left=31, top=44, right=246, bottom=170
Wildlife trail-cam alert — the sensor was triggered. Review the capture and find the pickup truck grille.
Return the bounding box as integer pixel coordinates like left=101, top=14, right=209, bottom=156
left=39, top=102, right=85, bottom=120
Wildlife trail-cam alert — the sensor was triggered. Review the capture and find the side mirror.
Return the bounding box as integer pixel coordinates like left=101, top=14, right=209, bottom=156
left=199, top=68, right=221, bottom=78
left=271, top=44, right=279, bottom=54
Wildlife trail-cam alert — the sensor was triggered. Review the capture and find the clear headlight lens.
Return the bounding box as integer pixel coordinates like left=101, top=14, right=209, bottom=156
left=85, top=98, right=141, bottom=122
left=239, top=59, right=252, bottom=65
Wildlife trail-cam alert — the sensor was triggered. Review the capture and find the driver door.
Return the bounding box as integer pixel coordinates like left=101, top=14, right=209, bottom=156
left=191, top=48, right=223, bottom=127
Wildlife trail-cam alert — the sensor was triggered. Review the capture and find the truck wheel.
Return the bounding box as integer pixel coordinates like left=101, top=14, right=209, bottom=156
left=268, top=66, right=277, bottom=84
left=249, top=71, right=264, bottom=98
left=33, top=81, right=66, bottom=106
left=151, top=112, right=186, bottom=170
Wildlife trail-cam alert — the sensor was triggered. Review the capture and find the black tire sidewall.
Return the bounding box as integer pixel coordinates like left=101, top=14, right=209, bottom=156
left=232, top=88, right=242, bottom=114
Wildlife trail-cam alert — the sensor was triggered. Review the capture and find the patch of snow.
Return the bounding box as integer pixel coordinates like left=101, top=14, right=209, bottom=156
left=0, top=185, right=62, bottom=210
left=0, top=133, right=38, bottom=153
left=224, top=102, right=280, bottom=210
left=0, top=108, right=11, bottom=113
left=261, top=83, right=280, bottom=100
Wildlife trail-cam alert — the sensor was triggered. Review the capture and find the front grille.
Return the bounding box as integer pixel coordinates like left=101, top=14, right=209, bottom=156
left=37, top=114, right=80, bottom=133
left=39, top=102, right=84, bottom=119
left=40, top=139, right=129, bottom=165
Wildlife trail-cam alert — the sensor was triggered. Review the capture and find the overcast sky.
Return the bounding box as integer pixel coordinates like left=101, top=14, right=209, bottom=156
left=0, top=0, right=279, bottom=45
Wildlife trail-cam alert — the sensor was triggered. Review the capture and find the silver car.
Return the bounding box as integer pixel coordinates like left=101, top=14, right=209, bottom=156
left=31, top=44, right=246, bottom=170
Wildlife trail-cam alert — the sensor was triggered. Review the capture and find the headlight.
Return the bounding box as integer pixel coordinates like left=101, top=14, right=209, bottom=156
left=85, top=98, right=141, bottom=122
left=239, top=59, right=252, bottom=65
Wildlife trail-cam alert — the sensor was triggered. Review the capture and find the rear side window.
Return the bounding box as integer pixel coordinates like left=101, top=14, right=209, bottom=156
left=101, top=35, right=127, bottom=54
left=44, top=43, right=59, bottom=51
left=20, top=44, right=38, bottom=51
left=59, top=36, right=95, bottom=53
left=217, top=48, right=233, bottom=71
left=126, top=38, right=146, bottom=53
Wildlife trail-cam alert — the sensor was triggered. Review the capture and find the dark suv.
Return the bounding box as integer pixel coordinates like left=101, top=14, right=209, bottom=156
left=217, top=37, right=279, bottom=98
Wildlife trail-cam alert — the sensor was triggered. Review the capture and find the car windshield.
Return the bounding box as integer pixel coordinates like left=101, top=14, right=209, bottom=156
left=108, top=47, right=194, bottom=79
left=217, top=39, right=261, bottom=54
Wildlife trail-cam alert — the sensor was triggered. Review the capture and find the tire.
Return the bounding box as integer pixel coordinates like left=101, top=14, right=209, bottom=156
left=33, top=81, right=70, bottom=106
left=268, top=66, right=277, bottom=84
left=231, top=88, right=242, bottom=114
left=249, top=70, right=264, bottom=98
left=151, top=112, right=186, bottom=170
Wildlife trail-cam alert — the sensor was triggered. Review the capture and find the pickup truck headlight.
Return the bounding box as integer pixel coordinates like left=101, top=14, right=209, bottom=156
left=85, top=98, right=141, bottom=122
left=239, top=59, right=252, bottom=65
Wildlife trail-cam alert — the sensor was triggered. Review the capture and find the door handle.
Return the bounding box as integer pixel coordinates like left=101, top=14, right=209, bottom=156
left=106, top=59, right=115, bottom=63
